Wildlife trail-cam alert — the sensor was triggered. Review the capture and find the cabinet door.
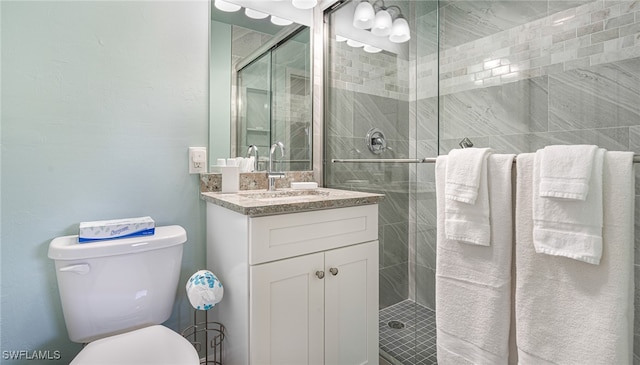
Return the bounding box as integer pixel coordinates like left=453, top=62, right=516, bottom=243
left=250, top=252, right=325, bottom=365
left=324, top=241, right=379, bottom=365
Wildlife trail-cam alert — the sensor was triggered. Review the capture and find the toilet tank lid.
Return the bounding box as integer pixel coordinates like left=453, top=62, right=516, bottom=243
left=48, top=225, right=187, bottom=261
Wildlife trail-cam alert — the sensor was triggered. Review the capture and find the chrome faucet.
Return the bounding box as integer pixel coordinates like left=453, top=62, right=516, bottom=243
left=246, top=145, right=259, bottom=171
left=268, top=142, right=285, bottom=191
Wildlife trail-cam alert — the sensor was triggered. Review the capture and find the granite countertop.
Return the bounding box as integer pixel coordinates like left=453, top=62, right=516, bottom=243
left=201, top=187, right=384, bottom=216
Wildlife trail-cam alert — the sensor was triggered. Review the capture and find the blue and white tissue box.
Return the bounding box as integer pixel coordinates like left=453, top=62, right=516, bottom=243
left=78, top=216, right=155, bottom=243
left=186, top=270, right=224, bottom=311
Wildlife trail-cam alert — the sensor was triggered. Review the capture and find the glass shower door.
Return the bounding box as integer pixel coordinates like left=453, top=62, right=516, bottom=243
left=410, top=2, right=440, bottom=364
left=324, top=1, right=439, bottom=364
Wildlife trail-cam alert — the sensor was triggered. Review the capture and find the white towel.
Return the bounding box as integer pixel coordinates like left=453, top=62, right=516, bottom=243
left=444, top=149, right=491, bottom=245
left=533, top=148, right=605, bottom=264
left=445, top=148, right=492, bottom=204
left=515, top=152, right=634, bottom=365
left=436, top=154, right=515, bottom=365
left=539, top=144, right=598, bottom=200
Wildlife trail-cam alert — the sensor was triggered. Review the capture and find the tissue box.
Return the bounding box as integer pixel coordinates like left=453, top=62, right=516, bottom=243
left=78, top=216, right=155, bottom=243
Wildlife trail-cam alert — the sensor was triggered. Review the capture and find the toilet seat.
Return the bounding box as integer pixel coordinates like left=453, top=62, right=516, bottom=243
left=70, top=325, right=200, bottom=365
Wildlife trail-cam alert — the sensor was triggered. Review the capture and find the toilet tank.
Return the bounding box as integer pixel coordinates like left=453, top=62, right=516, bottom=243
left=48, top=225, right=187, bottom=343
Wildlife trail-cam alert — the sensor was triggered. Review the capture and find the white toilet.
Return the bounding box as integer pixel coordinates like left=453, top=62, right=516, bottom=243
left=48, top=225, right=200, bottom=365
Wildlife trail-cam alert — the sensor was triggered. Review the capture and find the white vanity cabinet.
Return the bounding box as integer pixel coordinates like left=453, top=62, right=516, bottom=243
left=206, top=202, right=379, bottom=365
left=251, top=241, right=378, bottom=365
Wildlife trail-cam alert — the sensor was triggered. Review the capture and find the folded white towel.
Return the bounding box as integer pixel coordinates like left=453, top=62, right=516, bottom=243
left=445, top=148, right=492, bottom=204
left=533, top=148, right=605, bottom=264
left=444, top=158, right=491, bottom=246
left=436, top=154, right=515, bottom=365
left=515, top=152, right=634, bottom=365
left=444, top=149, right=492, bottom=245
left=539, top=144, right=598, bottom=200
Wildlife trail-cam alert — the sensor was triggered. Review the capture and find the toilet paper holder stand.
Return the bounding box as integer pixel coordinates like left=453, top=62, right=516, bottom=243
left=182, top=310, right=225, bottom=365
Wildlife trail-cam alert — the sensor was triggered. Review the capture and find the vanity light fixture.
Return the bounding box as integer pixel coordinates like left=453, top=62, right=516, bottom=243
left=291, top=0, right=317, bottom=10
left=271, top=15, right=293, bottom=26
left=389, top=15, right=410, bottom=43
left=352, top=0, right=375, bottom=29
left=245, top=8, right=269, bottom=19
left=214, top=0, right=241, bottom=12
left=371, top=8, right=392, bottom=36
left=336, top=35, right=348, bottom=42
left=354, top=1, right=411, bottom=43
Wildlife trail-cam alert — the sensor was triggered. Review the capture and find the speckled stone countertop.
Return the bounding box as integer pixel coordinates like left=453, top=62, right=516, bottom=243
left=201, top=188, right=384, bottom=216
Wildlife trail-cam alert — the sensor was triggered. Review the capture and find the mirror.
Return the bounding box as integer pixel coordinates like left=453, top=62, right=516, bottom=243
left=209, top=1, right=312, bottom=172
left=237, top=27, right=311, bottom=171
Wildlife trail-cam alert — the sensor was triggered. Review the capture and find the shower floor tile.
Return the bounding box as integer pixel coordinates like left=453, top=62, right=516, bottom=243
left=379, top=299, right=437, bottom=365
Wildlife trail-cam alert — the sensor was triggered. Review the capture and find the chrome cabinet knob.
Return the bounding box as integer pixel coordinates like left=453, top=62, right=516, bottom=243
left=316, top=270, right=325, bottom=279
left=329, top=267, right=339, bottom=276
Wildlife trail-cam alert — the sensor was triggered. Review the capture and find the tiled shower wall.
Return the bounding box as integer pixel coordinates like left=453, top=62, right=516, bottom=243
left=326, top=3, right=639, bottom=353
left=413, top=0, right=640, bottom=361
left=437, top=0, right=639, bottom=97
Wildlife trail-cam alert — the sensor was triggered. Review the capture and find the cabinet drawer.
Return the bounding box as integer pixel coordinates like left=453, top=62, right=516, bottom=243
left=249, top=205, right=378, bottom=265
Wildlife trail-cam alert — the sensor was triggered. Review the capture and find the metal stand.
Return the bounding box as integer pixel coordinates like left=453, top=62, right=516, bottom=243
left=182, top=310, right=225, bottom=365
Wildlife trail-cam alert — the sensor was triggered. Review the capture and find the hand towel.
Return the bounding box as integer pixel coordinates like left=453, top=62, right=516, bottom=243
left=514, top=152, right=634, bottom=365
left=539, top=144, right=598, bottom=200
left=533, top=148, right=605, bottom=264
left=445, top=147, right=492, bottom=204
left=436, top=154, right=515, bottom=365
left=444, top=149, right=491, bottom=245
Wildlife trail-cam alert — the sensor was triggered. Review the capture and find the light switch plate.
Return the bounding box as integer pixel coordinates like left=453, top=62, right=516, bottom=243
left=188, top=147, right=207, bottom=174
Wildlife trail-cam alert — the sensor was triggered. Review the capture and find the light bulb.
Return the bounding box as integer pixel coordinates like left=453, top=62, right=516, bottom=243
left=389, top=17, right=411, bottom=43
left=352, top=1, right=375, bottom=29
left=291, top=0, right=317, bottom=9
left=371, top=9, right=392, bottom=36
left=245, top=8, right=268, bottom=19
left=214, top=0, right=241, bottom=12
left=270, top=16, right=293, bottom=26
left=336, top=35, right=347, bottom=42
left=364, top=45, right=382, bottom=53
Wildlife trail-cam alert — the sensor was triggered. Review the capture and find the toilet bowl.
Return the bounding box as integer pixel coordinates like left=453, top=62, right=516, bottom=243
left=48, top=225, right=199, bottom=364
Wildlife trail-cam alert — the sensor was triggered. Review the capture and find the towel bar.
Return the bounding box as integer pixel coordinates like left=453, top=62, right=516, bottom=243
left=331, top=155, right=640, bottom=164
